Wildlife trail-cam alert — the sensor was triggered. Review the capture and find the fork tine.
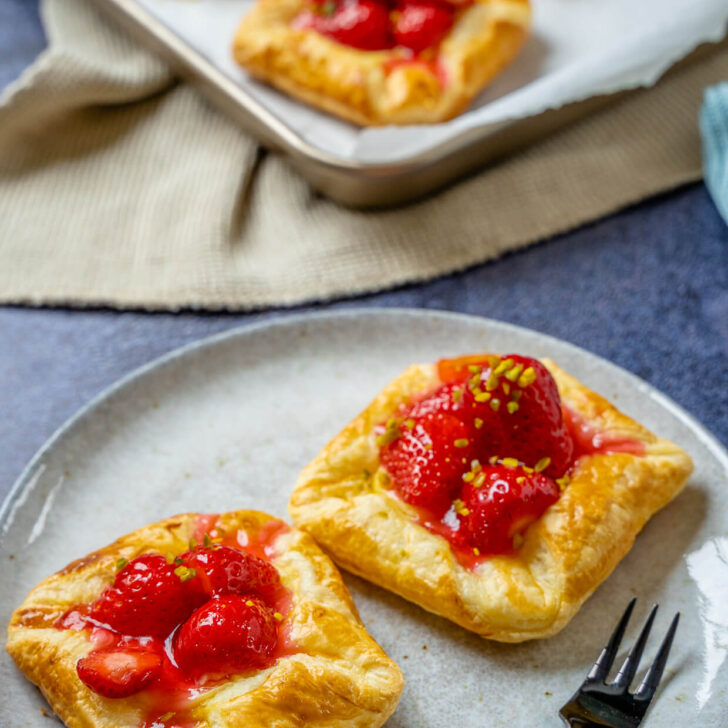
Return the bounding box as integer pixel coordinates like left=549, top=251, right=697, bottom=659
left=586, top=597, right=637, bottom=681
left=613, top=604, right=658, bottom=690
left=634, top=612, right=680, bottom=702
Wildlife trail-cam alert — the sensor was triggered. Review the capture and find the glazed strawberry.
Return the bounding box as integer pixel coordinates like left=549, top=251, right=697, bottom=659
left=440, top=354, right=573, bottom=477
left=174, top=595, right=278, bottom=679
left=392, top=0, right=455, bottom=54
left=90, top=554, right=205, bottom=639
left=76, top=647, right=162, bottom=699
left=380, top=410, right=474, bottom=513
left=302, top=0, right=392, bottom=51
left=477, top=355, right=573, bottom=477
left=457, top=464, right=560, bottom=554
left=181, top=546, right=281, bottom=603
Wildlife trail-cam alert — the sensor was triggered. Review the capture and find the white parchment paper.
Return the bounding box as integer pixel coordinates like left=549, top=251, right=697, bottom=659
left=131, top=0, right=728, bottom=162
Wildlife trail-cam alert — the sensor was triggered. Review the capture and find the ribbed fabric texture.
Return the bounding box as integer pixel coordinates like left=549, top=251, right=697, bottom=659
left=0, top=0, right=726, bottom=311
left=702, top=82, right=728, bottom=226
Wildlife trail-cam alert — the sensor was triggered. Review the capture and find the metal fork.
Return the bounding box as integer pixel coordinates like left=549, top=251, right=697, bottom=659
left=559, top=598, right=680, bottom=728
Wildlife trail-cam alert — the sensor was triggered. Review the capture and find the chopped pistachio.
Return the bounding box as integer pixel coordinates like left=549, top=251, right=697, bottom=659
left=376, top=418, right=402, bottom=447
left=517, top=367, right=537, bottom=388
left=174, top=565, right=197, bottom=582
left=504, top=363, right=524, bottom=382
left=115, top=557, right=128, bottom=572
left=494, top=358, right=514, bottom=376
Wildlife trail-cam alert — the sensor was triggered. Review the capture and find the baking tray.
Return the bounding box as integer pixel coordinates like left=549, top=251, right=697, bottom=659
left=89, top=0, right=727, bottom=207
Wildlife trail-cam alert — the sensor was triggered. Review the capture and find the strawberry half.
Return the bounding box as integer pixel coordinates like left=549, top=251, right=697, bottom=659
left=392, top=0, right=455, bottom=54
left=181, top=546, right=281, bottom=604
left=76, top=647, right=162, bottom=699
left=481, top=355, right=574, bottom=477
left=380, top=409, right=474, bottom=513
left=301, top=0, right=392, bottom=51
left=90, top=554, right=206, bottom=639
left=440, top=354, right=574, bottom=478
left=457, top=464, right=560, bottom=554
left=173, top=595, right=278, bottom=679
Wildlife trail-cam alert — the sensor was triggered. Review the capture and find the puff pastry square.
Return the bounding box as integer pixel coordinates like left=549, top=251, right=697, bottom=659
left=7, top=510, right=403, bottom=728
left=289, top=359, right=693, bottom=642
left=233, top=0, right=531, bottom=125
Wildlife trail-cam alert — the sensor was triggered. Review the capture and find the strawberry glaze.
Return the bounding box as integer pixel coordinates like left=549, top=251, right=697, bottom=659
left=379, top=355, right=645, bottom=568
left=57, top=515, right=298, bottom=727
left=564, top=406, right=646, bottom=458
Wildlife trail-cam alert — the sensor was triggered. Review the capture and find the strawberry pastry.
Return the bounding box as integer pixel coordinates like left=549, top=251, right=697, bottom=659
left=7, top=511, right=403, bottom=727
left=290, top=355, right=692, bottom=641
left=233, top=0, right=531, bottom=125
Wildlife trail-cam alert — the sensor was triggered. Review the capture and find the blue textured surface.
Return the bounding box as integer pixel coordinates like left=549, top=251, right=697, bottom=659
left=1, top=3, right=727, bottom=503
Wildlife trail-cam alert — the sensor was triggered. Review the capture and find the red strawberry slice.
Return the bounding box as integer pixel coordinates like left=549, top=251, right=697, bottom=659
left=457, top=464, right=560, bottom=554
left=392, top=0, right=455, bottom=54
left=181, top=546, right=281, bottom=604
left=380, top=409, right=474, bottom=513
left=173, top=595, right=278, bottom=679
left=302, top=0, right=392, bottom=51
left=90, top=554, right=206, bottom=639
left=76, top=647, right=162, bottom=699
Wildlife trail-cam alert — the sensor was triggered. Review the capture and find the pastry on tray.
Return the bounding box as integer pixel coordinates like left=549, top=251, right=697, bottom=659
left=289, top=354, right=693, bottom=642
left=233, top=0, right=530, bottom=125
left=6, top=510, right=403, bottom=728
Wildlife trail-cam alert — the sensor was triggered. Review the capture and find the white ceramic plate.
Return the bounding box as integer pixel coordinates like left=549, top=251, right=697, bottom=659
left=2, top=310, right=727, bottom=726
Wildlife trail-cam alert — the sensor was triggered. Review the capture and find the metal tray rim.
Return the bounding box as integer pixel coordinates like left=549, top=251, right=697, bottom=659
left=87, top=0, right=726, bottom=205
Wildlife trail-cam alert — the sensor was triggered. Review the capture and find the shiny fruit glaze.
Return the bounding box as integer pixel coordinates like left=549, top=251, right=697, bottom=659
left=378, top=354, right=644, bottom=565
left=56, top=516, right=297, bottom=727
left=294, top=0, right=463, bottom=59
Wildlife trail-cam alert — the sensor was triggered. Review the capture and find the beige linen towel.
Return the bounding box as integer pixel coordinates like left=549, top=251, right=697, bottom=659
left=0, top=0, right=726, bottom=311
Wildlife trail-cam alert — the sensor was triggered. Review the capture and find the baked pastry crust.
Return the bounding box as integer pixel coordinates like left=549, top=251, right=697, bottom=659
left=6, top=510, right=403, bottom=728
left=233, top=0, right=530, bottom=125
left=289, top=359, right=693, bottom=642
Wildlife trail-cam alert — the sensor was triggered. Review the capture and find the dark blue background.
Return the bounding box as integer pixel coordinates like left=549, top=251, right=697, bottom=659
left=1, top=0, right=727, bottom=500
